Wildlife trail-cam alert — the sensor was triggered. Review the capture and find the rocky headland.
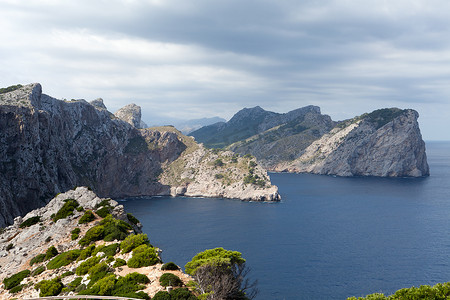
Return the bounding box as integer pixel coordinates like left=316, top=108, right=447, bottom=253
left=0, top=84, right=280, bottom=227
left=190, top=106, right=429, bottom=177
left=0, top=187, right=193, bottom=299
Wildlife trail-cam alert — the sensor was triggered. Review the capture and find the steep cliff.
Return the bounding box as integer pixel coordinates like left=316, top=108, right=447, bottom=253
left=274, top=108, right=429, bottom=177
left=0, top=84, right=279, bottom=227
left=0, top=187, right=193, bottom=299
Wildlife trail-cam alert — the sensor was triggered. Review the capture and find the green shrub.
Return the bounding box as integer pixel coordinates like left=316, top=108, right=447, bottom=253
left=61, top=271, right=74, bottom=278
left=76, top=206, right=84, bottom=212
left=113, top=258, right=127, bottom=268
left=36, top=278, right=63, bottom=297
left=88, top=262, right=110, bottom=286
left=127, top=213, right=140, bottom=225
left=79, top=215, right=131, bottom=246
left=71, top=227, right=81, bottom=240
left=170, top=288, right=197, bottom=300
left=127, top=244, right=160, bottom=268
left=10, top=284, right=25, bottom=293
left=44, top=246, right=59, bottom=260
left=30, top=253, right=46, bottom=266
left=47, top=249, right=81, bottom=269
left=31, top=265, right=46, bottom=276
left=159, top=273, right=183, bottom=287
left=153, top=291, right=171, bottom=300
left=3, top=270, right=31, bottom=290
left=76, top=256, right=101, bottom=275
left=96, top=206, right=111, bottom=218
left=20, top=216, right=41, bottom=228
left=121, top=233, right=150, bottom=253
left=214, top=173, right=224, bottom=179
left=94, top=243, right=119, bottom=257
left=161, top=262, right=179, bottom=271
left=62, top=277, right=82, bottom=293
left=78, top=244, right=96, bottom=261
left=79, top=210, right=96, bottom=224
left=79, top=272, right=150, bottom=299
left=6, top=243, right=14, bottom=251
left=52, top=199, right=79, bottom=222
left=96, top=199, right=111, bottom=208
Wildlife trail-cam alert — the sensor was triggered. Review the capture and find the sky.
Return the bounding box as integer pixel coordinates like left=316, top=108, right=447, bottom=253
left=1, top=0, right=450, bottom=140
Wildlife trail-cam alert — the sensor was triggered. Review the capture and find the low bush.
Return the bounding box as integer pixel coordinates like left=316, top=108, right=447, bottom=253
left=159, top=273, right=183, bottom=287
left=127, top=213, right=140, bottom=225
left=3, top=269, right=31, bottom=290
left=6, top=243, right=14, bottom=251
left=153, top=291, right=171, bottom=300
left=113, top=258, right=127, bottom=268
left=10, top=284, right=25, bottom=293
left=62, top=277, right=82, bottom=293
left=88, top=262, right=111, bottom=286
left=96, top=199, right=111, bottom=208
left=19, top=216, right=41, bottom=228
left=36, top=278, right=63, bottom=297
left=47, top=249, right=81, bottom=269
left=94, top=243, right=119, bottom=257
left=31, top=265, right=46, bottom=276
left=127, top=244, right=160, bottom=268
left=61, top=271, right=74, bottom=278
left=78, top=244, right=96, bottom=261
left=121, top=233, right=150, bottom=253
left=96, top=206, right=111, bottom=218
left=80, top=272, right=150, bottom=299
left=170, top=288, right=198, bottom=300
left=76, top=256, right=101, bottom=275
left=79, top=210, right=96, bottom=224
left=30, top=253, right=46, bottom=266
left=52, top=199, right=79, bottom=222
left=71, top=227, right=81, bottom=240
left=161, top=262, right=179, bottom=271
left=44, top=246, right=59, bottom=260
left=79, top=215, right=131, bottom=246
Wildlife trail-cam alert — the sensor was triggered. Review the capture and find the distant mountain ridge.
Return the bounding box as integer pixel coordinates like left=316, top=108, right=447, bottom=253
left=190, top=106, right=429, bottom=177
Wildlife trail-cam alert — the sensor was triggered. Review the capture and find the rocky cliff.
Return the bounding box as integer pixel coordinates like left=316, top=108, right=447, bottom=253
left=0, top=84, right=279, bottom=227
left=0, top=187, right=193, bottom=299
left=275, top=108, right=429, bottom=177
left=192, top=106, right=429, bottom=177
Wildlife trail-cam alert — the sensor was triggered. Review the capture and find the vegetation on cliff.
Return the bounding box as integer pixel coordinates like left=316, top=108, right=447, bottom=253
left=348, top=282, right=450, bottom=299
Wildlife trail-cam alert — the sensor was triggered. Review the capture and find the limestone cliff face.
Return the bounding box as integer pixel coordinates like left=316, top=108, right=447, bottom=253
left=0, top=84, right=280, bottom=227
left=274, top=109, right=429, bottom=177
left=114, top=103, right=148, bottom=129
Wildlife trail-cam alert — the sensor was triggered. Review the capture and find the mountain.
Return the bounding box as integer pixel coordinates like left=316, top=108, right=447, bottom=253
left=0, top=84, right=279, bottom=227
left=190, top=106, right=429, bottom=177
left=189, top=105, right=327, bottom=148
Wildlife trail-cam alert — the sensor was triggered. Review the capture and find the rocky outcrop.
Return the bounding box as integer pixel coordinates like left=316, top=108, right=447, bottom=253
left=0, top=84, right=280, bottom=227
left=0, top=187, right=192, bottom=299
left=274, top=109, right=429, bottom=177
left=114, top=103, right=147, bottom=128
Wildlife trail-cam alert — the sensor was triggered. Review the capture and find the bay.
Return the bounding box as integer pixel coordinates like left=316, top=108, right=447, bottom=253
left=120, top=141, right=450, bottom=299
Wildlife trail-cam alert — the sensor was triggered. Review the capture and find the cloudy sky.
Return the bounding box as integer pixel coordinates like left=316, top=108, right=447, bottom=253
left=1, top=0, right=450, bottom=140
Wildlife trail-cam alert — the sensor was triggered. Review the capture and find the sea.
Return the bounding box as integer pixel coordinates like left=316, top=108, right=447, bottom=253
left=120, top=141, right=450, bottom=299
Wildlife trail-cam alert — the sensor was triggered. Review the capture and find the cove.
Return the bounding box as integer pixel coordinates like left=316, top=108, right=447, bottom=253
left=120, top=141, right=450, bottom=299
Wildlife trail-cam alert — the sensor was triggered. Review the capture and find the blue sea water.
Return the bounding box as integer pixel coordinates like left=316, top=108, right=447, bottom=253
left=120, top=141, right=450, bottom=299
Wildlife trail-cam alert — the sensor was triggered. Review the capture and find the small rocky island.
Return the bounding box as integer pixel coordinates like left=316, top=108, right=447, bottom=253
left=0, top=84, right=280, bottom=227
